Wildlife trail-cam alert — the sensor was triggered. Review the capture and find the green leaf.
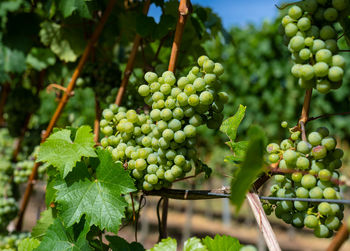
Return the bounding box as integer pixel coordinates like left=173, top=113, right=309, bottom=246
left=184, top=237, right=207, bottom=251
left=230, top=125, right=266, bottom=210
left=106, top=235, right=145, bottom=251
left=220, top=105, right=246, bottom=142
left=39, top=21, right=85, bottom=62
left=225, top=141, right=249, bottom=163
left=147, top=237, right=177, bottom=251
left=136, top=14, right=157, bottom=37
left=31, top=208, right=54, bottom=240
left=37, top=126, right=97, bottom=177
left=35, top=218, right=92, bottom=251
left=202, top=235, right=242, bottom=251
left=1, top=46, right=26, bottom=73
left=26, top=48, right=56, bottom=71
left=55, top=149, right=136, bottom=233
left=18, top=238, right=40, bottom=251
left=58, top=0, right=92, bottom=19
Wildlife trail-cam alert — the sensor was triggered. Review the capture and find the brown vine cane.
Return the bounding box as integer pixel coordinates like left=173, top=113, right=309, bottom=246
left=15, top=0, right=117, bottom=231
left=158, top=0, right=192, bottom=241
left=114, top=0, right=152, bottom=106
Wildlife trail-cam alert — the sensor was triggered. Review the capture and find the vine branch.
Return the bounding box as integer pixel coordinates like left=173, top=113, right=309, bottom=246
left=307, top=111, right=350, bottom=122
left=115, top=0, right=151, bottom=106
left=327, top=224, right=349, bottom=251
left=15, top=0, right=117, bottom=231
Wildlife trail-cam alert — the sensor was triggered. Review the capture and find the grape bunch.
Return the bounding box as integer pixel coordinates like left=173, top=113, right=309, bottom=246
left=100, top=56, right=228, bottom=190
left=0, top=232, right=30, bottom=251
left=281, top=0, right=347, bottom=93
left=265, top=126, right=344, bottom=238
left=0, top=197, right=18, bottom=230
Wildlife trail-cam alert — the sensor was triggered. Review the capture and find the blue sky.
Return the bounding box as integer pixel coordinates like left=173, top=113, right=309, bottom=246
left=149, top=0, right=281, bottom=28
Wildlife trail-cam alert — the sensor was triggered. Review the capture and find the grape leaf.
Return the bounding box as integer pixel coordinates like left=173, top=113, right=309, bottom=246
left=31, top=208, right=54, bottom=240
left=224, top=141, right=249, bottom=163
left=106, top=235, right=145, bottom=251
left=202, top=235, right=242, bottom=251
left=1, top=46, right=26, bottom=73
left=58, top=0, right=92, bottom=19
left=37, top=126, right=97, bottom=178
left=39, top=21, right=85, bottom=62
left=230, top=125, right=266, bottom=210
left=18, top=238, right=40, bottom=251
left=55, top=149, right=136, bottom=233
left=184, top=237, right=207, bottom=251
left=35, top=218, right=91, bottom=251
left=147, top=237, right=177, bottom=251
left=26, top=48, right=56, bottom=71
left=220, top=105, right=246, bottom=142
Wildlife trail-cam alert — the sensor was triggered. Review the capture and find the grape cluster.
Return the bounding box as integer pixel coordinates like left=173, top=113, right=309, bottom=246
left=0, top=232, right=30, bottom=251
left=100, top=56, right=228, bottom=190
left=265, top=126, right=344, bottom=238
left=282, top=0, right=347, bottom=93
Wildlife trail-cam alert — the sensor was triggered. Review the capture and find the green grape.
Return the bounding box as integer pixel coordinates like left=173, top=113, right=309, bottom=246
left=188, top=94, right=200, bottom=106
left=161, top=108, right=172, bottom=121
left=300, top=64, right=315, bottom=80
left=184, top=107, right=195, bottom=117
left=184, top=84, right=196, bottom=96
left=102, top=109, right=114, bottom=121
left=150, top=109, right=161, bottom=121
left=285, top=23, right=298, bottom=37
left=296, top=187, right=309, bottom=198
left=145, top=72, right=158, bottom=84
left=138, top=84, right=150, bottom=96
left=316, top=79, right=331, bottom=94
left=296, top=156, right=310, bottom=169
left=281, top=121, right=288, bottom=128
left=292, top=64, right=302, bottom=78
left=102, top=126, right=113, bottom=136
left=193, top=78, right=206, bottom=92
left=203, top=59, right=215, bottom=73
left=197, top=55, right=209, bottom=67
left=283, top=149, right=298, bottom=165
left=168, top=119, right=182, bottom=131
left=184, top=125, right=196, bottom=138
left=319, top=169, right=332, bottom=181
left=199, top=91, right=214, bottom=105
left=301, top=174, right=317, bottom=189
left=305, top=37, right=314, bottom=47
left=325, top=216, right=340, bottom=230
left=323, top=187, right=337, bottom=199
left=282, top=15, right=294, bottom=27
left=165, top=98, right=176, bottom=109
left=297, top=17, right=311, bottom=31
left=324, top=7, right=338, bottom=21
left=308, top=132, right=322, bottom=146
left=213, top=63, right=224, bottom=76
left=171, top=87, right=181, bottom=98
left=160, top=83, right=172, bottom=95
left=174, top=130, right=186, bottom=143
left=302, top=0, right=318, bottom=13
left=177, top=77, right=190, bottom=89
left=281, top=139, right=293, bottom=150
left=331, top=55, right=345, bottom=68
left=304, top=215, right=319, bottom=229
left=288, top=5, right=302, bottom=19
left=299, top=48, right=311, bottom=60
left=321, top=136, right=336, bottom=150
left=143, top=181, right=153, bottom=191
left=294, top=201, right=309, bottom=211
left=177, top=92, right=188, bottom=106
left=162, top=129, right=174, bottom=141
left=135, top=158, right=147, bottom=170
left=309, top=186, right=323, bottom=199
left=269, top=154, right=280, bottom=163
left=313, top=62, right=329, bottom=77
left=325, top=39, right=338, bottom=53
left=312, top=145, right=327, bottom=160
left=316, top=49, right=332, bottom=63
left=290, top=36, right=305, bottom=51
left=314, top=225, right=330, bottom=238
left=152, top=91, right=164, bottom=102
left=328, top=66, right=343, bottom=82
left=292, top=213, right=305, bottom=228
left=318, top=202, right=332, bottom=215
left=292, top=172, right=303, bottom=182
left=266, top=143, right=280, bottom=153
left=320, top=25, right=336, bottom=40
left=311, top=39, right=326, bottom=53
left=332, top=0, right=348, bottom=10
left=297, top=141, right=311, bottom=154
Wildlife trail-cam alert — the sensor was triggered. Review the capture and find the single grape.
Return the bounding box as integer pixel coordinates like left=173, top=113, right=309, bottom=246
left=281, top=121, right=288, bottom=128
left=326, top=216, right=340, bottom=231
left=316, top=79, right=331, bottom=94
left=290, top=36, right=305, bottom=51
left=283, top=149, right=298, bottom=165
left=292, top=172, right=303, bottom=183
left=308, top=132, right=322, bottom=146
left=174, top=130, right=186, bottom=143
left=291, top=64, right=302, bottom=78
left=311, top=39, right=326, bottom=53
left=197, top=55, right=209, bottom=67
left=316, top=49, right=332, bottom=64
left=321, top=136, right=336, bottom=151
left=144, top=72, right=158, bottom=84
left=297, top=141, right=311, bottom=154
left=213, top=63, right=224, bottom=76
left=328, top=66, right=344, bottom=82
left=318, top=202, right=332, bottom=215
left=332, top=0, right=348, bottom=10
left=285, top=23, right=298, bottom=37
left=323, top=187, right=337, bottom=199
left=331, top=55, right=345, bottom=69
left=296, top=156, right=310, bottom=169
left=177, top=76, right=190, bottom=89
left=294, top=201, right=309, bottom=211
left=300, top=64, right=315, bottom=80
left=138, top=85, right=150, bottom=96
left=314, top=224, right=330, bottom=238
left=304, top=215, right=319, bottom=229
left=296, top=187, right=309, bottom=198
left=288, top=5, right=302, bottom=19
left=203, top=60, right=215, bottom=73
left=188, top=94, right=200, bottom=106
left=199, top=91, right=214, bottom=105
left=297, top=17, right=311, bottom=31
left=282, top=15, right=294, bottom=27
left=324, top=8, right=338, bottom=21
left=309, top=186, right=323, bottom=199
left=325, top=39, right=338, bottom=54
left=301, top=174, right=317, bottom=189
left=162, top=129, right=174, bottom=141
left=269, top=154, right=280, bottom=163
left=266, top=143, right=280, bottom=153
left=314, top=62, right=329, bottom=77
left=320, top=25, right=336, bottom=40
left=319, top=169, right=332, bottom=181
left=312, top=145, right=327, bottom=160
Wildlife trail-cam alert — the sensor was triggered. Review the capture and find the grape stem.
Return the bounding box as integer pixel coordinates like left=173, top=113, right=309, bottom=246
left=326, top=224, right=349, bottom=251
left=46, top=83, right=75, bottom=96
left=299, top=89, right=312, bottom=141
left=15, top=0, right=118, bottom=231
left=307, top=111, right=350, bottom=122
left=115, top=0, right=152, bottom=106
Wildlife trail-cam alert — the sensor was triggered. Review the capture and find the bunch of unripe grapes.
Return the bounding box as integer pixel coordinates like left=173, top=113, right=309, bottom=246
left=0, top=197, right=18, bottom=230
left=281, top=0, right=347, bottom=93
left=265, top=126, right=344, bottom=237
left=0, top=232, right=30, bottom=251
left=100, top=56, right=228, bottom=190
